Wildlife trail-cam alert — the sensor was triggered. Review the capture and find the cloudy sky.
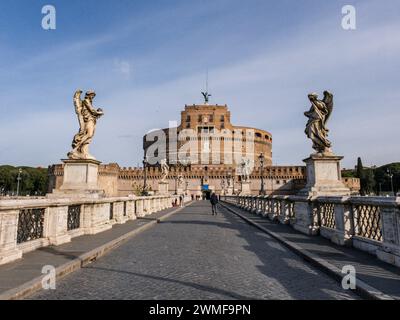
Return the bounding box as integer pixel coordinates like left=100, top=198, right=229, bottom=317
left=0, top=0, right=399, bottom=169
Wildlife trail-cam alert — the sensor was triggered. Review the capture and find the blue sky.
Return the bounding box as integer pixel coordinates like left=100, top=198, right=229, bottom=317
left=0, top=0, right=399, bottom=168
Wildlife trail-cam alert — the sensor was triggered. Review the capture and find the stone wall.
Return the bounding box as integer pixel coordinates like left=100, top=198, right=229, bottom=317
left=50, top=163, right=307, bottom=196
left=48, top=163, right=360, bottom=197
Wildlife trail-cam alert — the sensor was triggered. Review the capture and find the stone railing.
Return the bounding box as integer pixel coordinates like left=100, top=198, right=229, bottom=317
left=222, top=195, right=400, bottom=268
left=0, top=195, right=176, bottom=265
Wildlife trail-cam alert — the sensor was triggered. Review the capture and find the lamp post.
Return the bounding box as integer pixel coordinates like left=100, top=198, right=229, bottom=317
left=387, top=169, right=394, bottom=196
left=16, top=168, right=22, bottom=197
left=142, top=156, right=148, bottom=196
left=258, top=153, right=265, bottom=195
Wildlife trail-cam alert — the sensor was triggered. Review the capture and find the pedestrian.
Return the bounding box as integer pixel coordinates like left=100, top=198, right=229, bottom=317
left=210, top=192, right=219, bottom=216
left=179, top=195, right=184, bottom=207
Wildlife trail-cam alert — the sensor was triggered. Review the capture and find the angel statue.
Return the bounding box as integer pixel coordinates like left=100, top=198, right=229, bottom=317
left=304, top=91, right=333, bottom=154
left=160, top=159, right=169, bottom=182
left=68, top=90, right=104, bottom=160
left=201, top=91, right=211, bottom=104
left=220, top=178, right=226, bottom=191
left=240, top=157, right=251, bottom=182
left=177, top=174, right=184, bottom=188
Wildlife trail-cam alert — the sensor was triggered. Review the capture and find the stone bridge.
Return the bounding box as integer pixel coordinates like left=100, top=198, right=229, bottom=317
left=0, top=196, right=399, bottom=300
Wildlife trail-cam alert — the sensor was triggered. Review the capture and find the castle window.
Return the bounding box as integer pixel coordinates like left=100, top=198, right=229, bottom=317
left=255, top=132, right=262, bottom=138
left=186, top=115, right=191, bottom=122
left=220, top=115, right=225, bottom=122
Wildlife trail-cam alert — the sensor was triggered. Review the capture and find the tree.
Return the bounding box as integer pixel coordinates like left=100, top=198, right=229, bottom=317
left=356, top=157, right=375, bottom=195
left=374, top=163, right=400, bottom=195
left=356, top=158, right=364, bottom=179
left=363, top=169, right=376, bottom=195
left=0, top=166, right=48, bottom=196
left=356, top=157, right=366, bottom=195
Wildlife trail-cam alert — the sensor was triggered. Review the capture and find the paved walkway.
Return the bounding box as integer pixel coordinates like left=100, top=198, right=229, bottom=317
left=0, top=205, right=182, bottom=298
left=221, top=201, right=400, bottom=300
left=30, top=201, right=357, bottom=300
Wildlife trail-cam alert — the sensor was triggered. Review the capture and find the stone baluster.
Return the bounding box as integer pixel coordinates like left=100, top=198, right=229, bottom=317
left=82, top=202, right=113, bottom=235
left=292, top=196, right=318, bottom=235
left=377, top=198, right=400, bottom=267
left=279, top=197, right=291, bottom=225
left=127, top=200, right=137, bottom=220
left=0, top=209, right=22, bottom=265
left=114, top=201, right=128, bottom=224
left=47, top=205, right=72, bottom=245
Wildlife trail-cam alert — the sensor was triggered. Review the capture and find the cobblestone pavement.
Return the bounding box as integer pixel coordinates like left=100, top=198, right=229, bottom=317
left=31, top=201, right=357, bottom=300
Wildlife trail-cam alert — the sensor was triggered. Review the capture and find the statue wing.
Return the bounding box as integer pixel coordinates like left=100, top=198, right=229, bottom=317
left=73, top=90, right=83, bottom=113
left=322, top=91, right=333, bottom=125
left=73, top=90, right=85, bottom=133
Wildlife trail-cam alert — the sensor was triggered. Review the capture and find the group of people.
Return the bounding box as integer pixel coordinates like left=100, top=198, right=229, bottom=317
left=173, top=192, right=220, bottom=215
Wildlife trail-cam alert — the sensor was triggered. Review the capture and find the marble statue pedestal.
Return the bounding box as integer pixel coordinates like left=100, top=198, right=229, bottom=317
left=50, top=159, right=105, bottom=198
left=240, top=181, right=252, bottom=195
left=294, top=154, right=350, bottom=236
left=299, top=153, right=350, bottom=197
left=158, top=181, right=169, bottom=195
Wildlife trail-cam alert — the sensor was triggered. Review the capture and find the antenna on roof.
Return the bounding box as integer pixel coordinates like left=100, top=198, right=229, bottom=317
left=201, top=69, right=211, bottom=104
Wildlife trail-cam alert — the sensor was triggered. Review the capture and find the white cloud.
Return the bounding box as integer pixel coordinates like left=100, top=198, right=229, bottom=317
left=114, top=59, right=132, bottom=78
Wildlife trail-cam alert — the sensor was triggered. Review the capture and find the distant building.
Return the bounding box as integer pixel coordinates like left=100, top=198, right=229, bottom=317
left=143, top=103, right=273, bottom=169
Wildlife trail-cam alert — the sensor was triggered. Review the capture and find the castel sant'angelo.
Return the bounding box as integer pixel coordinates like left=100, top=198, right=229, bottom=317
left=49, top=96, right=359, bottom=197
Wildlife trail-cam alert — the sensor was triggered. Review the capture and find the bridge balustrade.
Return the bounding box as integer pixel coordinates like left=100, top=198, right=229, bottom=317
left=0, top=195, right=175, bottom=265
left=221, top=194, right=400, bottom=268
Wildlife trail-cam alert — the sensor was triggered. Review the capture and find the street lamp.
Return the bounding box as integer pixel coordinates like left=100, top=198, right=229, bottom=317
left=16, top=168, right=22, bottom=197
left=142, top=156, right=148, bottom=196
left=387, top=169, right=394, bottom=196
left=258, top=153, right=265, bottom=195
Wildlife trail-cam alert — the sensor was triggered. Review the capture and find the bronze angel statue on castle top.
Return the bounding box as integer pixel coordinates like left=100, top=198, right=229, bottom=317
left=304, top=91, right=333, bottom=154
left=68, top=90, right=104, bottom=160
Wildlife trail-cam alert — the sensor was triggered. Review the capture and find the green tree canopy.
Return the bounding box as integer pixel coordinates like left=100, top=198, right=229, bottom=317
left=0, top=165, right=48, bottom=196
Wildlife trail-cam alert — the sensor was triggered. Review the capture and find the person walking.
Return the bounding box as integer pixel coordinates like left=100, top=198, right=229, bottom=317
left=210, top=192, right=219, bottom=216
left=179, top=195, right=184, bottom=207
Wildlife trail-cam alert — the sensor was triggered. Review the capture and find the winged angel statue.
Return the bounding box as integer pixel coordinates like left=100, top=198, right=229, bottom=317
left=68, top=90, right=104, bottom=160
left=304, top=91, right=333, bottom=154
left=160, top=159, right=170, bottom=182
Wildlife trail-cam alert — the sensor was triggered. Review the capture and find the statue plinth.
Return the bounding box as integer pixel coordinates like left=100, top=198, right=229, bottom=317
left=49, top=159, right=105, bottom=198
left=240, top=181, right=252, bottom=196
left=158, top=181, right=169, bottom=195
left=299, top=153, right=350, bottom=197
